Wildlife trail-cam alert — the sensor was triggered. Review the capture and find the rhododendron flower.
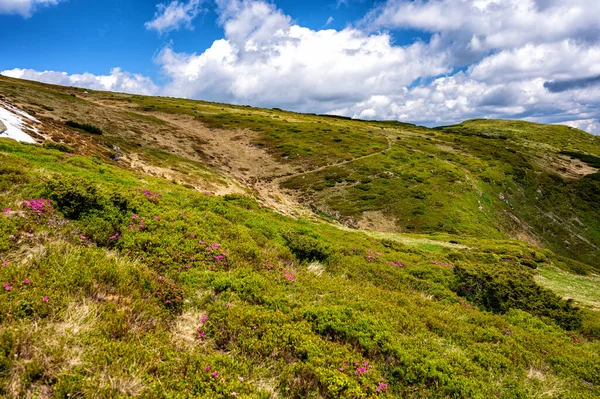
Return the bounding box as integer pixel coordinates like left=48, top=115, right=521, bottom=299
left=42, top=296, right=49, bottom=302
left=3, top=284, right=12, bottom=291
left=212, top=371, right=218, bottom=378
left=23, top=279, right=30, bottom=284
left=23, top=199, right=53, bottom=215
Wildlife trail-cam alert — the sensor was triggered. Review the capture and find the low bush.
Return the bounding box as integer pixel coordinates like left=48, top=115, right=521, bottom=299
left=65, top=120, right=103, bottom=135
left=282, top=230, right=332, bottom=262
left=43, top=141, right=74, bottom=153
left=454, top=264, right=582, bottom=330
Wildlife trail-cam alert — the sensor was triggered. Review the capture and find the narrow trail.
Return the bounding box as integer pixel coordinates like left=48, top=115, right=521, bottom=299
left=251, top=135, right=395, bottom=218
left=85, top=97, right=398, bottom=218
left=267, top=135, right=394, bottom=185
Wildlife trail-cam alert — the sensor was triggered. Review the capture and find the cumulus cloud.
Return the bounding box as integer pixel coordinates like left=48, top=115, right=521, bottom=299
left=156, top=0, right=450, bottom=112
left=4, top=0, right=600, bottom=134
left=0, top=0, right=62, bottom=17
left=362, top=0, right=600, bottom=51
left=145, top=0, right=205, bottom=34
left=1, top=68, right=159, bottom=95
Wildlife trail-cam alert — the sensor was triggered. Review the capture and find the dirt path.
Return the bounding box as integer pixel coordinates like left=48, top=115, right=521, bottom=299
left=251, top=135, right=394, bottom=217
left=82, top=97, right=401, bottom=218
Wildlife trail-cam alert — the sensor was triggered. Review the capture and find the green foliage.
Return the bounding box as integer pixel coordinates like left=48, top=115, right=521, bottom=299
left=454, top=263, right=583, bottom=330
left=0, top=76, right=599, bottom=398
left=65, top=120, right=103, bottom=135
left=0, top=217, right=16, bottom=252
left=282, top=230, right=332, bottom=262
left=43, top=141, right=75, bottom=153
left=0, top=154, right=30, bottom=191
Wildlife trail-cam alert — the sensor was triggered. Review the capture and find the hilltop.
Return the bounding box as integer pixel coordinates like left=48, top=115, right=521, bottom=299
left=0, top=75, right=599, bottom=398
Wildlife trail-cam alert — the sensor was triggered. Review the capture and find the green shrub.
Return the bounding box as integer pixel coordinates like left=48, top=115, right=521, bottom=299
left=65, top=120, right=103, bottom=135
left=43, top=141, right=75, bottom=153
left=0, top=217, right=16, bottom=253
left=0, top=155, right=30, bottom=191
left=282, top=230, right=331, bottom=262
left=46, top=177, right=105, bottom=219
left=454, top=264, right=582, bottom=330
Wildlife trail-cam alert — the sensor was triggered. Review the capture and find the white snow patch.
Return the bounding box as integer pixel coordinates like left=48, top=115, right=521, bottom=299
left=0, top=101, right=39, bottom=143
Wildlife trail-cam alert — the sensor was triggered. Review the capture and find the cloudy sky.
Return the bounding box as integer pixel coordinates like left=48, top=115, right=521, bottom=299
left=1, top=0, right=599, bottom=133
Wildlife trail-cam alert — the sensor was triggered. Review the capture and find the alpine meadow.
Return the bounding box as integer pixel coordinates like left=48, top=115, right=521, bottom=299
left=0, top=73, right=599, bottom=398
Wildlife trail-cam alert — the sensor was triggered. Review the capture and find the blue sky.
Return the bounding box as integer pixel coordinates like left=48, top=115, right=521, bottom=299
left=1, top=1, right=391, bottom=79
left=1, top=0, right=599, bottom=133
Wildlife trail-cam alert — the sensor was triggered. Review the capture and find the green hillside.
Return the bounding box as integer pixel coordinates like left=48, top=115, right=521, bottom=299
left=0, top=76, right=599, bottom=398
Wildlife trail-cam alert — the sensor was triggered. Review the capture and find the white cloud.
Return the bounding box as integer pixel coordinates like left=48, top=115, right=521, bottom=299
left=325, top=16, right=334, bottom=27
left=145, top=0, right=205, bottom=34
left=558, top=119, right=600, bottom=134
left=363, top=0, right=600, bottom=52
left=0, top=0, right=62, bottom=17
left=151, top=0, right=600, bottom=133
left=4, top=0, right=600, bottom=135
left=1, top=68, right=159, bottom=96
left=157, top=0, right=450, bottom=112
left=468, top=41, right=600, bottom=83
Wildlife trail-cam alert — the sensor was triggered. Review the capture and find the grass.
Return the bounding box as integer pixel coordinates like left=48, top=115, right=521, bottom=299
left=0, top=138, right=598, bottom=398
left=535, top=266, right=600, bottom=310
left=2, top=75, right=598, bottom=270
left=0, top=75, right=600, bottom=397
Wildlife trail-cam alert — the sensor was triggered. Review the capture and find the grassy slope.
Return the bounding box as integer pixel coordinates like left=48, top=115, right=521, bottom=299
left=2, top=75, right=599, bottom=268
left=0, top=139, right=598, bottom=399
left=0, top=76, right=599, bottom=397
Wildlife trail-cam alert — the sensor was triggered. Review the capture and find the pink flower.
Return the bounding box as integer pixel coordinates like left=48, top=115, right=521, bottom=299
left=376, top=382, right=388, bottom=392
left=226, top=303, right=231, bottom=309
left=212, top=371, right=218, bottom=378
left=231, top=392, right=237, bottom=397
left=42, top=296, right=49, bottom=302
left=1, top=262, right=8, bottom=267
left=3, top=284, right=12, bottom=291
left=198, top=332, right=205, bottom=338
left=238, top=377, right=244, bottom=382
left=200, top=314, right=208, bottom=323
left=205, top=366, right=211, bottom=371
left=23, top=279, right=30, bottom=284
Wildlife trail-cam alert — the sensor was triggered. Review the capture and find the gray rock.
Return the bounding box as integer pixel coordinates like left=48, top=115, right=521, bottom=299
left=0, top=120, right=6, bottom=133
